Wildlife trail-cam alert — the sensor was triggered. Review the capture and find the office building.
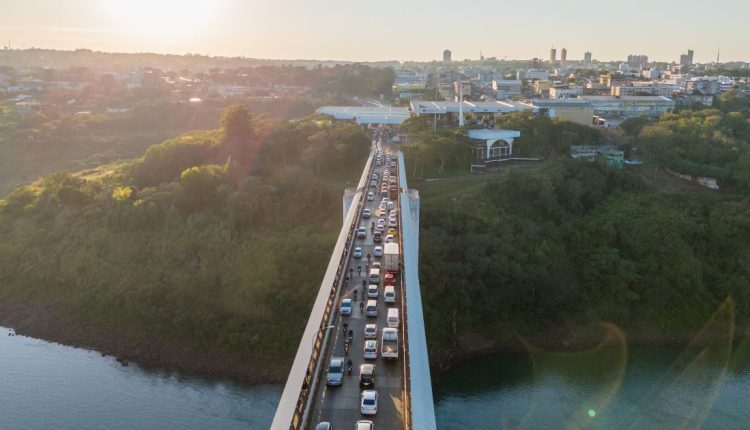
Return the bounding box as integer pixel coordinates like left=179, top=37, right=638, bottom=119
left=584, top=51, right=592, bottom=64
left=611, top=83, right=675, bottom=97
left=561, top=48, right=567, bottom=64
left=531, top=99, right=594, bottom=125
left=685, top=77, right=721, bottom=95
left=524, top=69, right=549, bottom=81
left=680, top=49, right=694, bottom=67
left=599, top=72, right=629, bottom=87
left=443, top=49, right=452, bottom=63
left=492, top=80, right=522, bottom=98
left=549, top=48, right=557, bottom=63
left=581, top=95, right=676, bottom=118
left=627, top=54, right=649, bottom=68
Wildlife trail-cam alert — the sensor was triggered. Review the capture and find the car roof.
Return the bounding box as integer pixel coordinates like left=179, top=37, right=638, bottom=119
left=331, top=357, right=344, bottom=365
left=362, top=390, right=377, bottom=399
left=360, top=363, right=374, bottom=372
left=342, top=298, right=352, bottom=304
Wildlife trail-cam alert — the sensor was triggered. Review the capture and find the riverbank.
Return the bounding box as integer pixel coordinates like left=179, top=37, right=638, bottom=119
left=0, top=299, right=290, bottom=385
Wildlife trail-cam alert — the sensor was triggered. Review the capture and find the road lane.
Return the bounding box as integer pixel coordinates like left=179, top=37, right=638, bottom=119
left=310, top=148, right=405, bottom=429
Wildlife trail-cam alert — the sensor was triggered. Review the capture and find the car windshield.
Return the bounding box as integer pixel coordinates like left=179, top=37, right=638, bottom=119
left=363, top=398, right=375, bottom=405
left=329, top=364, right=341, bottom=373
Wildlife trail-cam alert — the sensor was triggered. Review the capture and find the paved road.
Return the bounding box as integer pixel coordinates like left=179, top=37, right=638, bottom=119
left=309, top=148, right=405, bottom=429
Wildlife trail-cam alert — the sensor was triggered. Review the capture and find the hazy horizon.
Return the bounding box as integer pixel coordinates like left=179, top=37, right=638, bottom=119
left=1, top=0, right=749, bottom=64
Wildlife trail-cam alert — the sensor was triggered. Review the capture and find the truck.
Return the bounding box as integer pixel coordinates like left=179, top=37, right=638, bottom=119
left=383, top=242, right=400, bottom=272
left=381, top=328, right=398, bottom=360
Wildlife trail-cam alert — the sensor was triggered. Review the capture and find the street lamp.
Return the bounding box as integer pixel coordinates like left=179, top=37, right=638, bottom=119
left=313, top=325, right=335, bottom=350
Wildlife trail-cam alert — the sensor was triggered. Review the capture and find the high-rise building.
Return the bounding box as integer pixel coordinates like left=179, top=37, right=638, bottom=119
left=549, top=48, right=557, bottom=62
left=584, top=51, right=592, bottom=63
left=561, top=48, right=567, bottom=64
left=627, top=54, right=649, bottom=68
left=679, top=49, right=694, bottom=67
left=531, top=58, right=542, bottom=69
left=443, top=49, right=452, bottom=63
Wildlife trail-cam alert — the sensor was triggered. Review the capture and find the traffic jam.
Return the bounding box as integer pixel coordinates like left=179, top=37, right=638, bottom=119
left=316, top=149, right=403, bottom=430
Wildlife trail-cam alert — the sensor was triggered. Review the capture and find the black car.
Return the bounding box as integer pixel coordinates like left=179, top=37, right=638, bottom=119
left=359, top=363, right=375, bottom=389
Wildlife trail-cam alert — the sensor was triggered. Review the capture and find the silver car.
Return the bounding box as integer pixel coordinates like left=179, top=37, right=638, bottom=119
left=326, top=357, right=344, bottom=386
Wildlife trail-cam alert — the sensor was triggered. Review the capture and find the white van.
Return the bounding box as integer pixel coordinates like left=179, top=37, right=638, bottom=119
left=366, top=300, right=378, bottom=317
left=384, top=285, right=396, bottom=303
left=387, top=307, right=399, bottom=328
left=369, top=268, right=380, bottom=284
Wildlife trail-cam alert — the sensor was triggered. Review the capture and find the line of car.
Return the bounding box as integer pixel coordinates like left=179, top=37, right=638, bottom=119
left=317, top=150, right=400, bottom=430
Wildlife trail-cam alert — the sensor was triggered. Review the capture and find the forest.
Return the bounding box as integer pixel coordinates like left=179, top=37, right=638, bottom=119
left=2, top=90, right=750, bottom=380
left=0, top=106, right=371, bottom=381
left=410, top=91, right=750, bottom=363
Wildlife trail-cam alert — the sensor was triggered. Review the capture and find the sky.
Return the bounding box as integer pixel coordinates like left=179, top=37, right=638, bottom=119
left=0, top=0, right=748, bottom=63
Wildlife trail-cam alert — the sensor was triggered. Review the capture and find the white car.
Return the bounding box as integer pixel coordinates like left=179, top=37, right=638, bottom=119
left=353, top=247, right=363, bottom=258
left=388, top=219, right=398, bottom=227
left=367, top=284, right=378, bottom=298
left=373, top=246, right=383, bottom=257
left=362, top=209, right=371, bottom=219
left=372, top=262, right=381, bottom=269
left=356, top=421, right=374, bottom=430
left=364, top=324, right=377, bottom=339
left=360, top=390, right=378, bottom=415
left=357, top=227, right=367, bottom=238
left=363, top=340, right=378, bottom=360
left=367, top=192, right=374, bottom=201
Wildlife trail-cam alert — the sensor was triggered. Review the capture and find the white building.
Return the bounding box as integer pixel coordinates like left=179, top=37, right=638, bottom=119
left=521, top=69, right=549, bottom=81
left=491, top=79, right=522, bottom=98
left=468, top=129, right=521, bottom=165
left=549, top=85, right=583, bottom=99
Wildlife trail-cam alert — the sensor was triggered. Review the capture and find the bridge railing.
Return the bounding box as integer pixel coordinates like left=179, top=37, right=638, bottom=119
left=286, top=150, right=376, bottom=430
left=396, top=158, right=413, bottom=430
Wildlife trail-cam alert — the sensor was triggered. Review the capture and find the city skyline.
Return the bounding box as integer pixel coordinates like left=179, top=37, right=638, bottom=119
left=0, top=0, right=749, bottom=63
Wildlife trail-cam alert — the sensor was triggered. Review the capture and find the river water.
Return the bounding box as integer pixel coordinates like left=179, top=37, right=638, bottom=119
left=3, top=326, right=749, bottom=429
left=0, top=327, right=281, bottom=429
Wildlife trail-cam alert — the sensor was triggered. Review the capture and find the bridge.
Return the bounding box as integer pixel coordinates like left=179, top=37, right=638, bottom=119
left=271, top=139, right=436, bottom=429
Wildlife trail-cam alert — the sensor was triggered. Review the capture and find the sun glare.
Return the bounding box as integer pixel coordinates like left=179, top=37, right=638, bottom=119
left=105, top=0, right=217, bottom=42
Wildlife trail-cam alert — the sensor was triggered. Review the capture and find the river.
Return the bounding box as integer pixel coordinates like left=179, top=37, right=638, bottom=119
left=0, top=327, right=281, bottom=429
left=3, top=326, right=749, bottom=429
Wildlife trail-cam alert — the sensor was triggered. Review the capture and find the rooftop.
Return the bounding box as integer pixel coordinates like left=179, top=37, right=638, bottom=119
left=410, top=100, right=536, bottom=114
left=315, top=105, right=411, bottom=125
left=467, top=129, right=521, bottom=140
left=581, top=95, right=674, bottom=102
